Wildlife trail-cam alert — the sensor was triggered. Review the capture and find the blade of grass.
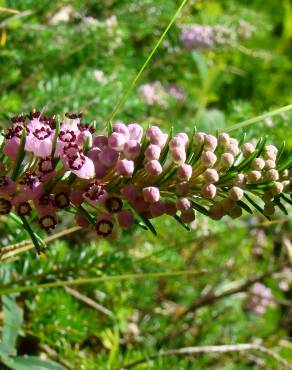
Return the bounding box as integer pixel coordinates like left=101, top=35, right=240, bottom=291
left=105, top=0, right=188, bottom=126
left=225, top=103, right=292, bottom=133
left=0, top=269, right=208, bottom=296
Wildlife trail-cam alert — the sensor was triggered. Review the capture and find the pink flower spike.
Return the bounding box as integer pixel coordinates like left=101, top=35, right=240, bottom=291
left=143, top=186, right=160, bottom=204
left=117, top=159, right=134, bottom=177
left=128, top=123, right=143, bottom=142
left=118, top=209, right=135, bottom=228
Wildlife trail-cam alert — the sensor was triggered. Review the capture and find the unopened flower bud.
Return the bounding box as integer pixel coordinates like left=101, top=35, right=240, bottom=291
left=234, top=173, right=246, bottom=187
left=218, top=132, right=230, bottom=148
left=221, top=198, right=236, bottom=212
left=265, top=160, right=275, bottom=170
left=145, top=160, right=163, bottom=176
left=93, top=135, right=108, bottom=149
left=176, top=181, right=189, bottom=196
left=220, top=153, right=234, bottom=168
left=177, top=164, right=192, bottom=181
left=116, top=159, right=134, bottom=177
left=164, top=201, right=177, bottom=216
left=270, top=182, right=283, bottom=195
left=204, top=134, right=217, bottom=152
left=201, top=151, right=217, bottom=167
left=247, top=171, right=262, bottom=183
left=201, top=183, right=216, bottom=199
left=176, top=132, right=189, bottom=147
left=194, top=132, right=205, bottom=145
left=124, top=140, right=141, bottom=159
left=203, top=168, right=219, bottom=183
left=99, top=147, right=119, bottom=167
left=108, top=132, right=126, bottom=151
left=229, top=186, right=244, bottom=201
left=121, top=184, right=139, bottom=202
left=145, top=144, right=161, bottom=160
left=282, top=180, right=290, bottom=192
left=210, top=204, right=225, bottom=220
left=176, top=197, right=191, bottom=212
left=262, top=191, right=274, bottom=203
left=169, top=136, right=185, bottom=149
left=229, top=138, right=239, bottom=146
left=118, top=210, right=135, bottom=228
left=128, top=123, right=143, bottom=142
left=242, top=142, right=255, bottom=156
left=171, top=147, right=186, bottom=164
left=251, top=158, right=265, bottom=171
left=150, top=201, right=165, bottom=217
left=143, top=186, right=160, bottom=204
left=226, top=144, right=240, bottom=156
left=180, top=208, right=196, bottom=223
left=265, top=169, right=279, bottom=181
left=113, top=122, right=130, bottom=140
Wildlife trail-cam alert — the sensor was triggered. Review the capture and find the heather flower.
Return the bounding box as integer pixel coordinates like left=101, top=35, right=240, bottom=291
left=181, top=25, right=214, bottom=50
left=247, top=283, right=273, bottom=315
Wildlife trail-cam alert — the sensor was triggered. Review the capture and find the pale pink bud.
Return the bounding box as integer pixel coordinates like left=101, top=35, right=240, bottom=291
left=118, top=210, right=135, bottom=228
left=145, top=160, right=163, bottom=176
left=145, top=144, right=161, bottom=160
left=164, top=201, right=177, bottom=216
left=265, top=160, right=276, bottom=170
left=176, top=132, right=189, bottom=147
left=242, top=142, right=255, bottom=156
left=177, top=164, right=192, bottom=181
left=124, top=140, right=141, bottom=159
left=143, top=186, right=160, bottom=204
left=210, top=204, right=225, bottom=220
left=169, top=136, right=185, bottom=149
left=87, top=147, right=101, bottom=162
left=229, top=138, right=239, bottom=146
left=194, top=132, right=205, bottom=146
left=180, top=208, right=196, bottom=223
left=117, top=159, right=134, bottom=177
left=247, top=171, right=262, bottom=183
left=176, top=198, right=191, bottom=212
left=229, top=186, right=244, bottom=201
left=128, top=123, right=143, bottom=142
left=251, top=158, right=265, bottom=170
left=234, top=173, right=246, bottom=187
left=150, top=201, right=165, bottom=217
left=218, top=132, right=230, bottom=148
left=93, top=135, right=108, bottom=149
left=176, top=181, right=189, bottom=196
left=226, top=144, right=240, bottom=156
left=270, top=182, right=283, bottom=195
left=99, top=147, right=119, bottom=167
left=201, top=151, right=217, bottom=167
left=203, top=169, right=219, bottom=184
left=152, top=133, right=168, bottom=148
left=108, top=132, right=126, bottom=151
left=204, top=134, right=217, bottom=152
left=146, top=125, right=162, bottom=139
left=265, top=169, right=279, bottom=181
left=113, top=122, right=130, bottom=140
left=220, top=152, right=234, bottom=168
left=201, top=183, right=216, bottom=199
left=171, top=147, right=186, bottom=164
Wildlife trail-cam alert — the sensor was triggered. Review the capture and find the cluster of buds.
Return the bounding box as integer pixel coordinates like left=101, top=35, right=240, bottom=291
left=247, top=283, right=273, bottom=315
left=0, top=111, right=291, bottom=251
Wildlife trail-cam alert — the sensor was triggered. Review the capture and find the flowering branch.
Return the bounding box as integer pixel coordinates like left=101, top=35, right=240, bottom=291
left=0, top=111, right=291, bottom=255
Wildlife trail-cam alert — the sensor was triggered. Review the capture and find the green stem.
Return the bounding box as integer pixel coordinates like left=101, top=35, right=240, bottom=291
left=0, top=269, right=207, bottom=296
left=225, top=103, right=292, bottom=133
left=105, top=0, right=188, bottom=125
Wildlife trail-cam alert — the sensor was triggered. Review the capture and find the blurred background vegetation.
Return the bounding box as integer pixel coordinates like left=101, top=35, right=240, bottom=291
left=0, top=0, right=291, bottom=369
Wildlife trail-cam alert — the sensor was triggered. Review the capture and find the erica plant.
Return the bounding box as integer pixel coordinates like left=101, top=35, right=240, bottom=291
left=0, top=111, right=291, bottom=254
